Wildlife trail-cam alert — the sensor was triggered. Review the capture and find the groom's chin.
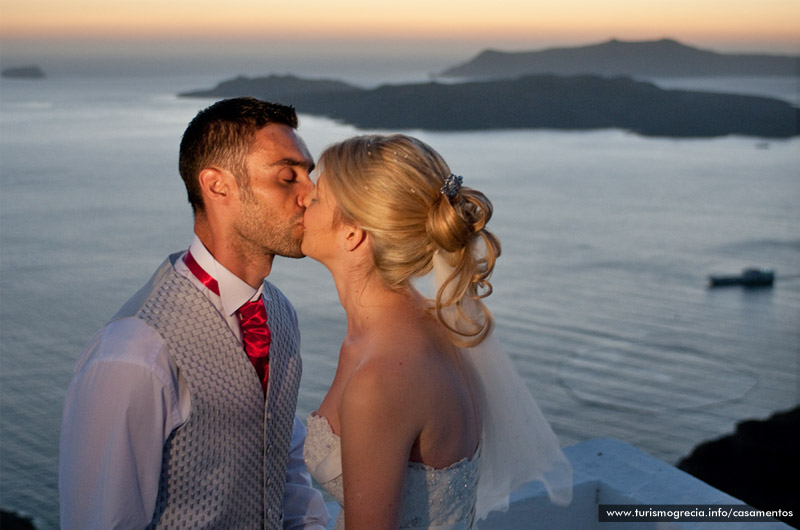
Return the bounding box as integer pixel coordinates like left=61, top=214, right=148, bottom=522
left=272, top=240, right=305, bottom=260
left=280, top=247, right=306, bottom=260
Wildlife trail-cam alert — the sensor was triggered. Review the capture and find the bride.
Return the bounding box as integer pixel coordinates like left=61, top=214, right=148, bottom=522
left=301, top=134, right=571, bottom=530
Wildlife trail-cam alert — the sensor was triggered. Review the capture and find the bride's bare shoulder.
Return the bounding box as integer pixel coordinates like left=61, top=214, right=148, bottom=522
left=343, top=330, right=434, bottom=400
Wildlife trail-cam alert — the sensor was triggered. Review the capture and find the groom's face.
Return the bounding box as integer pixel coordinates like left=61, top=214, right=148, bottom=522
left=232, top=123, right=315, bottom=259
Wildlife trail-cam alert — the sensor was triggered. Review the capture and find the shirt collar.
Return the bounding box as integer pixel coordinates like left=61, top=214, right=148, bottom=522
left=188, top=235, right=264, bottom=318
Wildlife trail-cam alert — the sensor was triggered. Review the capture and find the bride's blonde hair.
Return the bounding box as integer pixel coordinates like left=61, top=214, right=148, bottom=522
left=318, top=134, right=501, bottom=347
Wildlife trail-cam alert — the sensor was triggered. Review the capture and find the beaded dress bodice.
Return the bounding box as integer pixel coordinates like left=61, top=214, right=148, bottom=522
left=303, top=414, right=479, bottom=530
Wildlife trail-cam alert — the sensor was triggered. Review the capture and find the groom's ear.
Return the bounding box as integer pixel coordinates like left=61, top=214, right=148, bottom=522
left=198, top=167, right=233, bottom=205
left=343, top=226, right=368, bottom=252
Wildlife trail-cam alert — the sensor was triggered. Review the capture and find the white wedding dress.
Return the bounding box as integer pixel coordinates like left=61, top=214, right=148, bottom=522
left=303, top=413, right=480, bottom=530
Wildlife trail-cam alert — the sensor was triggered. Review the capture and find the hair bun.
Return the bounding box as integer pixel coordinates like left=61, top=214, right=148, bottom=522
left=426, top=187, right=492, bottom=252
left=427, top=194, right=471, bottom=252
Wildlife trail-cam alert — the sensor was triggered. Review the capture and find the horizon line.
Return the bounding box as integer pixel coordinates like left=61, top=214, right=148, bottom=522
left=1, top=34, right=798, bottom=57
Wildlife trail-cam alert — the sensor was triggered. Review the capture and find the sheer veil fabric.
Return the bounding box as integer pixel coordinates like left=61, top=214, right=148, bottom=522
left=429, top=250, right=573, bottom=520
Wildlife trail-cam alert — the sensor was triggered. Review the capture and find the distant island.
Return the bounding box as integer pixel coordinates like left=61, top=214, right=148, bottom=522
left=1, top=65, right=46, bottom=79
left=182, top=74, right=360, bottom=100
left=180, top=73, right=799, bottom=138
left=440, top=38, right=800, bottom=79
left=179, top=38, right=799, bottom=138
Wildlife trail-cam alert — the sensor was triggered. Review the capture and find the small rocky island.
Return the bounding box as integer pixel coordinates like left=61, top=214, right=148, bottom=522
left=440, top=38, right=800, bottom=79
left=1, top=65, right=46, bottom=79
left=180, top=73, right=799, bottom=138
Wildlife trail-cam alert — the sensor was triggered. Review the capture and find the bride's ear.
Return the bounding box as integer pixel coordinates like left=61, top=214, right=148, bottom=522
left=343, top=225, right=368, bottom=252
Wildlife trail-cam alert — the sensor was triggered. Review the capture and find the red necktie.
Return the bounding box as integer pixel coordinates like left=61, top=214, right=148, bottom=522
left=185, top=250, right=270, bottom=393
left=237, top=299, right=271, bottom=393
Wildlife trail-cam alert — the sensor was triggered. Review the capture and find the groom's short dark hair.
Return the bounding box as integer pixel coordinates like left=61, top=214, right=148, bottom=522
left=179, top=97, right=298, bottom=214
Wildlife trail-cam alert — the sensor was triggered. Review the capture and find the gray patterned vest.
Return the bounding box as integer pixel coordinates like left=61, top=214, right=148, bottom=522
left=113, top=253, right=302, bottom=529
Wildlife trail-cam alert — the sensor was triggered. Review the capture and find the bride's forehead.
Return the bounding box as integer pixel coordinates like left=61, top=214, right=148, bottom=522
left=312, top=174, right=333, bottom=202
left=311, top=167, right=327, bottom=185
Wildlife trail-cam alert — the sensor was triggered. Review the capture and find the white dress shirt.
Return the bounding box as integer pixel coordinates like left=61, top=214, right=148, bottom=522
left=59, top=236, right=329, bottom=530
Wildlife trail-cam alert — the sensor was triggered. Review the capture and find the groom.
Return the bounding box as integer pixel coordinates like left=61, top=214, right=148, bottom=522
left=59, top=97, right=329, bottom=529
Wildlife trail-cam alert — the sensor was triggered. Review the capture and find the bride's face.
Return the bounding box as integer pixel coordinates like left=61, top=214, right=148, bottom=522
left=301, top=173, right=340, bottom=261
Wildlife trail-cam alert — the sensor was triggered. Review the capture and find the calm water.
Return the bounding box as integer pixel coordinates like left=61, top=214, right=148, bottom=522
left=1, top=71, right=798, bottom=529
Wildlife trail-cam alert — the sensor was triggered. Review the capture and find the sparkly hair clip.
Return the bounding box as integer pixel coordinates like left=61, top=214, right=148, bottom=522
left=440, top=173, right=463, bottom=199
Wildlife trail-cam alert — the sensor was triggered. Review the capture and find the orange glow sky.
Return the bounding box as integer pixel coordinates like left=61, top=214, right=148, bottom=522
left=1, top=0, right=798, bottom=54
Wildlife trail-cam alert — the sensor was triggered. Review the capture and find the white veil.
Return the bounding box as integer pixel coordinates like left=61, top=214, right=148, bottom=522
left=430, top=251, right=573, bottom=520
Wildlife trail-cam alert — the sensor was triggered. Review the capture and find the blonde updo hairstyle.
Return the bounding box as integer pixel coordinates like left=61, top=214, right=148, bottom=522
left=318, top=134, right=501, bottom=347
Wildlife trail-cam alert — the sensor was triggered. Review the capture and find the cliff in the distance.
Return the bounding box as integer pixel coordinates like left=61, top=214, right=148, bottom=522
left=440, top=38, right=799, bottom=79
left=180, top=74, right=800, bottom=138
left=678, top=407, right=799, bottom=528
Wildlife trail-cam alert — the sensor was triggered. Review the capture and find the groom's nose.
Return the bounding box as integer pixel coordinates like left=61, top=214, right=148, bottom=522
left=300, top=183, right=316, bottom=208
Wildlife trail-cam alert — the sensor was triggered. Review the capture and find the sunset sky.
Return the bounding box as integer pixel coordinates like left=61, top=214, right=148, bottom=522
left=2, top=0, right=798, bottom=53
left=1, top=0, right=797, bottom=81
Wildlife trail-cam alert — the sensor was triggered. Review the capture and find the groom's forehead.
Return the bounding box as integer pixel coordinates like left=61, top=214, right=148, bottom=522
left=250, top=125, right=314, bottom=170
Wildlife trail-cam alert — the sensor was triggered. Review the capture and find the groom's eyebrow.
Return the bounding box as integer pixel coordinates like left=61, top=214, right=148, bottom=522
left=272, top=157, right=315, bottom=173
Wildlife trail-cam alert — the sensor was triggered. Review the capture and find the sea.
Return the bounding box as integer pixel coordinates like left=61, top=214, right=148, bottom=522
left=1, top=54, right=798, bottom=529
